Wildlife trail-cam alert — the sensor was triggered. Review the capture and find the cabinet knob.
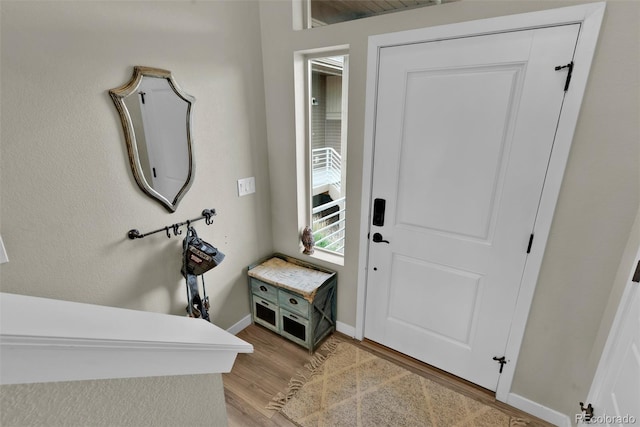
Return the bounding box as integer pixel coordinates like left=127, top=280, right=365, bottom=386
left=289, top=298, right=298, bottom=305
left=260, top=285, right=268, bottom=292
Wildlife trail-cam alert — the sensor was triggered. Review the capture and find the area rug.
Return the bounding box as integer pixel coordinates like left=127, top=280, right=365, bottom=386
left=268, top=338, right=533, bottom=427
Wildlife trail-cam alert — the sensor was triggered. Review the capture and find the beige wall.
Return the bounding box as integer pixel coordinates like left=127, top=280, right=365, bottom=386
left=1, top=374, right=227, bottom=427
left=0, top=0, right=272, bottom=327
left=259, top=0, right=639, bottom=419
left=0, top=1, right=270, bottom=425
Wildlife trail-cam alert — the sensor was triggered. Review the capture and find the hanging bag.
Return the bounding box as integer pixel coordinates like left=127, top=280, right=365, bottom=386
left=183, top=226, right=225, bottom=276
left=182, top=226, right=225, bottom=321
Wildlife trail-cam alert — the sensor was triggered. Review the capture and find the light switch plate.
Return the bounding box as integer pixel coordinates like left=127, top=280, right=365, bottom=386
left=237, top=177, right=256, bottom=197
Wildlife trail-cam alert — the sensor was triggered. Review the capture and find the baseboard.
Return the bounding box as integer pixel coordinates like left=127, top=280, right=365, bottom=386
left=226, top=314, right=252, bottom=336
left=227, top=316, right=355, bottom=339
left=507, top=393, right=571, bottom=427
left=336, top=321, right=356, bottom=338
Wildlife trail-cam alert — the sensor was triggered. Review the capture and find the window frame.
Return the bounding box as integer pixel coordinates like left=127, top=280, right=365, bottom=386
left=294, top=47, right=349, bottom=266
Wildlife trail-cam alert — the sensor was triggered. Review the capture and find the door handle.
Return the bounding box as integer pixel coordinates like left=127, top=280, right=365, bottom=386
left=372, top=233, right=390, bottom=244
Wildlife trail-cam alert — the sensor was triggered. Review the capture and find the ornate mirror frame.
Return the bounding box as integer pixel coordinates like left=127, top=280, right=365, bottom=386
left=109, top=66, right=195, bottom=212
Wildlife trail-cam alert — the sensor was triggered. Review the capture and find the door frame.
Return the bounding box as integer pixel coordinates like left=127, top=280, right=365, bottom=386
left=356, top=2, right=605, bottom=403
left=584, top=241, right=640, bottom=422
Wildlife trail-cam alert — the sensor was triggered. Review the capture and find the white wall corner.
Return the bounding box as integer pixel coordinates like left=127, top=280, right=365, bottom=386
left=507, top=393, right=572, bottom=427
left=226, top=314, right=252, bottom=336
left=336, top=321, right=356, bottom=338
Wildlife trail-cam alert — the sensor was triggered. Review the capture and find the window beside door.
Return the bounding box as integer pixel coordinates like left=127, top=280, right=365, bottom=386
left=296, top=52, right=349, bottom=262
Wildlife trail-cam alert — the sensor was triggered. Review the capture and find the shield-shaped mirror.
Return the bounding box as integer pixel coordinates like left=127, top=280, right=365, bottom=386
left=110, top=66, right=195, bottom=212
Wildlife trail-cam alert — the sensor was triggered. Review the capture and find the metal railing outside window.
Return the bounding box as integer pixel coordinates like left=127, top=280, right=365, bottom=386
left=312, top=196, right=346, bottom=254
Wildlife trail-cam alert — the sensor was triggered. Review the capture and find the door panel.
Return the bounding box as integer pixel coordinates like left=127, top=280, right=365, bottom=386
left=365, top=24, right=580, bottom=391
left=388, top=254, right=482, bottom=345
left=397, top=65, right=522, bottom=240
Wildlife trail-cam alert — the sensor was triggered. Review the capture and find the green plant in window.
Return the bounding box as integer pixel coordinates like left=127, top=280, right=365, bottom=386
left=313, top=232, right=330, bottom=248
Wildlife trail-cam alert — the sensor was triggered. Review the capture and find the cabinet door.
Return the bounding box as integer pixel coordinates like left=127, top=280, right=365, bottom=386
left=280, top=309, right=309, bottom=348
left=252, top=295, right=279, bottom=332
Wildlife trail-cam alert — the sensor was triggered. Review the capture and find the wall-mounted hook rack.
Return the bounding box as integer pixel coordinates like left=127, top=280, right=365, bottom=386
left=127, top=209, right=217, bottom=240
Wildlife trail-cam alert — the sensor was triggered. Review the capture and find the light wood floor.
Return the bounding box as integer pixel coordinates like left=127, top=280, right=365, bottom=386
left=223, top=324, right=553, bottom=426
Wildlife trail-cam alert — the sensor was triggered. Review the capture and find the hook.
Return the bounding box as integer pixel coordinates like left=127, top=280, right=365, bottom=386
left=172, top=224, right=182, bottom=236
left=165, top=226, right=171, bottom=239
left=128, top=229, right=142, bottom=239
left=203, top=209, right=216, bottom=225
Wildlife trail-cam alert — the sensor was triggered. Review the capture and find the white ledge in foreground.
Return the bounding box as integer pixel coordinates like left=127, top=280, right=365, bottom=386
left=0, top=292, right=253, bottom=385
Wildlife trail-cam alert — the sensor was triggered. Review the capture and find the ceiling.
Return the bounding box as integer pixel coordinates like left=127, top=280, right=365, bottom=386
left=310, top=0, right=453, bottom=26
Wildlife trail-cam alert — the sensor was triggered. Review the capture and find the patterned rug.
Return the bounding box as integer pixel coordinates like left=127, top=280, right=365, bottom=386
left=268, top=338, right=533, bottom=427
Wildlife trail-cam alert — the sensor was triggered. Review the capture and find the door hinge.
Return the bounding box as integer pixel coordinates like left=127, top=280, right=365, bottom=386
left=555, top=61, right=574, bottom=92
left=493, top=356, right=507, bottom=374
left=526, top=234, right=534, bottom=254
left=579, top=402, right=594, bottom=422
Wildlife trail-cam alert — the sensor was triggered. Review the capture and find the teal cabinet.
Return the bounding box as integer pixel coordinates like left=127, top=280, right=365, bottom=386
left=248, top=254, right=337, bottom=353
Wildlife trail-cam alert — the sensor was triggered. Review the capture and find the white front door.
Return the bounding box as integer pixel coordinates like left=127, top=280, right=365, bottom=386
left=583, top=248, right=640, bottom=426
left=365, top=24, right=580, bottom=391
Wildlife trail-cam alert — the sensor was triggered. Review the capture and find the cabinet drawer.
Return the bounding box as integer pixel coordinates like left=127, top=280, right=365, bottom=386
left=251, top=278, right=278, bottom=303
left=279, top=291, right=309, bottom=317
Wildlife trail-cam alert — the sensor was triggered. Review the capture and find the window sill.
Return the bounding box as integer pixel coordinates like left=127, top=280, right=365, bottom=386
left=302, top=248, right=344, bottom=267
left=0, top=293, right=253, bottom=385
